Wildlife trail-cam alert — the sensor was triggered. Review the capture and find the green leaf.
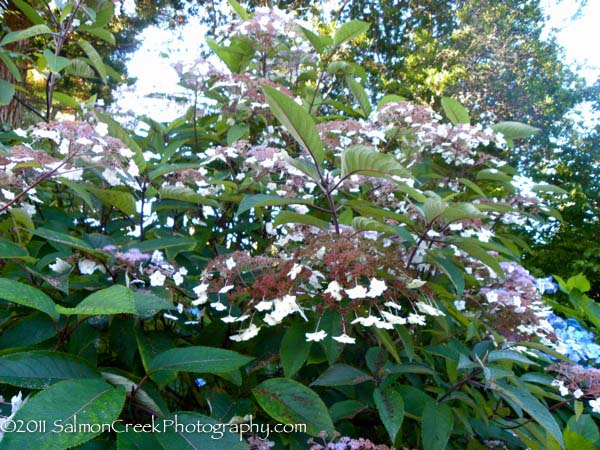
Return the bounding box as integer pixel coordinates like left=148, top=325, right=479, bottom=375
left=253, top=378, right=335, bottom=436
left=79, top=27, right=115, bottom=45
left=274, top=210, right=329, bottom=229
left=86, top=187, right=136, bottom=215
left=57, top=178, right=94, bottom=208
left=0, top=79, right=15, bottom=105
left=281, top=323, right=312, bottom=378
left=345, top=75, right=372, bottom=116
left=311, top=364, right=373, bottom=387
left=566, top=274, right=591, bottom=293
left=0, top=351, right=100, bottom=389
left=52, top=92, right=82, bottom=110
left=64, top=58, right=96, bottom=78
left=262, top=85, right=325, bottom=167
left=422, top=402, right=454, bottom=450
left=457, top=177, right=487, bottom=197
left=0, top=278, right=59, bottom=319
left=237, top=194, right=313, bottom=216
left=155, top=412, right=248, bottom=450
left=228, top=0, right=249, bottom=19
left=101, top=371, right=165, bottom=416
left=134, top=292, right=176, bottom=316
left=377, top=94, right=406, bottom=108
left=329, top=400, right=367, bottom=423
left=284, top=154, right=320, bottom=181
left=493, top=121, right=540, bottom=140
left=78, top=39, right=107, bottom=82
left=42, top=49, right=70, bottom=73
left=423, top=196, right=447, bottom=222
left=300, top=26, right=331, bottom=53
left=0, top=238, right=29, bottom=259
left=226, top=123, right=248, bottom=145
left=12, top=0, right=45, bottom=25
left=351, top=217, right=414, bottom=242
left=341, top=145, right=409, bottom=178
left=1, top=379, right=125, bottom=450
left=564, top=415, right=600, bottom=450
left=159, top=185, right=220, bottom=207
left=476, top=168, right=513, bottom=182
left=0, top=313, right=57, bottom=348
left=374, top=387, right=404, bottom=443
left=0, top=52, right=23, bottom=81
left=448, top=237, right=505, bottom=279
left=0, top=24, right=53, bottom=46
left=29, top=227, right=109, bottom=261
left=93, top=110, right=146, bottom=172
left=430, top=255, right=464, bottom=297
left=149, top=346, right=253, bottom=374
left=56, top=285, right=137, bottom=316
left=494, top=381, right=565, bottom=448
left=532, top=184, right=569, bottom=195
left=122, top=237, right=196, bottom=255
left=487, top=350, right=538, bottom=366
left=441, top=97, right=470, bottom=124
left=333, top=20, right=370, bottom=46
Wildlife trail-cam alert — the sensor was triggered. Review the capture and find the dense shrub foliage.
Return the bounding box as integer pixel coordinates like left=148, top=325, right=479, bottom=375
left=0, top=1, right=599, bottom=449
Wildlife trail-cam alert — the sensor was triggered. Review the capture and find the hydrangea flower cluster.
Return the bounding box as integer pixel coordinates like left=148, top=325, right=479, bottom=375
left=190, top=229, right=442, bottom=344
left=546, top=314, right=600, bottom=365
left=460, top=261, right=555, bottom=342
left=548, top=362, right=600, bottom=414
left=0, top=120, right=134, bottom=216
left=308, top=431, right=394, bottom=450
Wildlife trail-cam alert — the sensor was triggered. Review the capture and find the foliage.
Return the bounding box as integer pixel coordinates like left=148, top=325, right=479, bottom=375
left=0, top=2, right=599, bottom=449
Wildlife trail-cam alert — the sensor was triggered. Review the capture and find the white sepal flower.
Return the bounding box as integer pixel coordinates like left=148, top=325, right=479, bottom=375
left=305, top=330, right=327, bottom=342
left=332, top=333, right=356, bottom=344
left=367, top=278, right=387, bottom=297
left=407, top=278, right=427, bottom=289
left=149, top=270, right=166, bottom=287
left=345, top=285, right=367, bottom=299
left=415, top=301, right=445, bottom=316
left=230, top=323, right=261, bottom=342
left=49, top=258, right=71, bottom=273
left=324, top=280, right=343, bottom=300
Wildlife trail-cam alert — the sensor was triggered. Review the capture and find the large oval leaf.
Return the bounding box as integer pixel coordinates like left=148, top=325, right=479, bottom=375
left=422, top=402, right=454, bottom=450
left=280, top=323, right=312, bottom=378
left=0, top=379, right=125, bottom=450
left=341, top=145, right=409, bottom=179
left=149, top=346, right=253, bottom=374
left=0, top=278, right=59, bottom=319
left=0, top=351, right=100, bottom=389
left=0, top=24, right=52, bottom=46
left=374, top=387, right=404, bottom=443
left=263, top=85, right=325, bottom=167
left=56, top=285, right=137, bottom=316
left=492, top=121, right=540, bottom=140
left=310, top=364, right=373, bottom=387
left=253, top=377, right=334, bottom=436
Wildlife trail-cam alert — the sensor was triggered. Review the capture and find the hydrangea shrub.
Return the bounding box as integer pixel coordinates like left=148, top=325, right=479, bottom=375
left=0, top=2, right=599, bottom=449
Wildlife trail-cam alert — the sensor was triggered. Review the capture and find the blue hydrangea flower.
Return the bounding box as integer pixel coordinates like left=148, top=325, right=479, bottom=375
left=547, top=314, right=600, bottom=365
left=536, top=276, right=558, bottom=295
left=194, top=378, right=206, bottom=388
